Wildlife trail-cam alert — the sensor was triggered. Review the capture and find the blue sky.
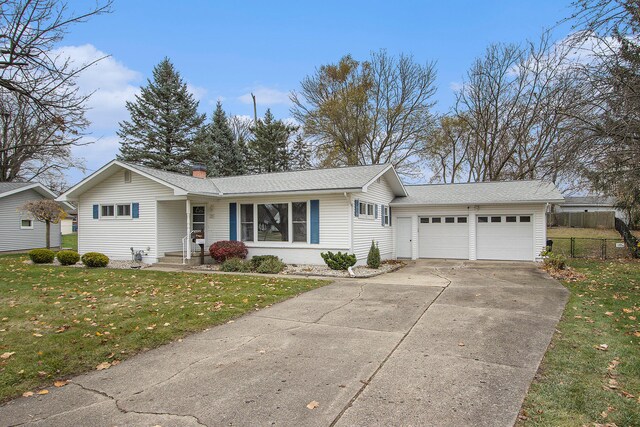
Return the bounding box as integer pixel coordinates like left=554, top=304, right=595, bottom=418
left=60, top=0, right=576, bottom=184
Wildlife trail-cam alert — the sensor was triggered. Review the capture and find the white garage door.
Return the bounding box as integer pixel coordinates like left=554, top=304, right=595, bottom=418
left=419, top=216, right=469, bottom=259
left=476, top=215, right=534, bottom=261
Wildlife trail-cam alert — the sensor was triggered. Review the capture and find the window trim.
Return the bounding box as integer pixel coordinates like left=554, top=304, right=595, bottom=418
left=240, top=203, right=254, bottom=242
left=100, top=203, right=133, bottom=220
left=241, top=201, right=311, bottom=244
left=292, top=201, right=309, bottom=243
left=383, top=205, right=390, bottom=226
left=20, top=218, right=33, bottom=229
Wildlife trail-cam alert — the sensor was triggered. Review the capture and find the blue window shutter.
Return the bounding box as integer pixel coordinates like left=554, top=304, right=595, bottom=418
left=389, top=207, right=392, bottom=226
left=354, top=199, right=359, bottom=217
left=310, top=200, right=320, bottom=244
left=229, top=203, right=237, bottom=240
left=93, top=204, right=99, bottom=219
left=374, top=204, right=378, bottom=219
left=132, top=203, right=139, bottom=219
left=381, top=205, right=385, bottom=226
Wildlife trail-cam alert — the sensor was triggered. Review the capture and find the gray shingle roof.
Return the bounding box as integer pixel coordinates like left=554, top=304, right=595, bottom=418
left=124, top=163, right=221, bottom=194
left=392, top=180, right=564, bottom=205
left=562, top=196, right=615, bottom=206
left=0, top=181, right=32, bottom=196
left=124, top=162, right=390, bottom=195
left=211, top=164, right=390, bottom=195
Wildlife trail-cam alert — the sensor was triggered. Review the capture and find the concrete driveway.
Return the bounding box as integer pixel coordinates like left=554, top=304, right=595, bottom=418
left=2, top=260, right=569, bottom=427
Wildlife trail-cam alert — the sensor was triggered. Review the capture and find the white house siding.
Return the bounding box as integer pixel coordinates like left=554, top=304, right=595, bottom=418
left=0, top=189, right=61, bottom=251
left=207, top=193, right=351, bottom=265
left=77, top=169, right=174, bottom=261
left=391, top=203, right=547, bottom=261
left=157, top=200, right=187, bottom=255
left=351, top=176, right=396, bottom=264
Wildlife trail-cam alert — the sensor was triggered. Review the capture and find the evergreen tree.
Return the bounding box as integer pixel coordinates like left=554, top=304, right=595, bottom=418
left=192, top=102, right=246, bottom=176
left=289, top=135, right=313, bottom=170
left=248, top=109, right=298, bottom=173
left=117, top=58, right=205, bottom=173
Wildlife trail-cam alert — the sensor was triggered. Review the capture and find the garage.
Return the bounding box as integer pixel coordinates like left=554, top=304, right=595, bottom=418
left=419, top=216, right=469, bottom=259
left=476, top=214, right=534, bottom=261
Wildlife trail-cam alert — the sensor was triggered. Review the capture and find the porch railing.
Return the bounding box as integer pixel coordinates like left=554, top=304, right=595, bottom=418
left=181, top=235, right=190, bottom=264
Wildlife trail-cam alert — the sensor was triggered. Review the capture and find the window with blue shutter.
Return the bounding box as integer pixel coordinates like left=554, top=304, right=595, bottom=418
left=354, top=199, right=359, bottom=217
left=310, top=200, right=320, bottom=244
left=389, top=206, right=392, bottom=225
left=374, top=204, right=378, bottom=219
left=93, top=204, right=99, bottom=219
left=229, top=203, right=237, bottom=240
left=132, top=203, right=139, bottom=218
left=381, top=205, right=385, bottom=226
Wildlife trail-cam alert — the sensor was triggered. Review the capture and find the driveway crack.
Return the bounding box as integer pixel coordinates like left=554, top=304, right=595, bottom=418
left=329, top=273, right=452, bottom=426
left=314, top=282, right=366, bottom=324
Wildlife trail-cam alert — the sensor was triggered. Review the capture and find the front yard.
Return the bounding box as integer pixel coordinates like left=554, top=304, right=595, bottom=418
left=518, top=259, right=640, bottom=426
left=0, top=254, right=326, bottom=402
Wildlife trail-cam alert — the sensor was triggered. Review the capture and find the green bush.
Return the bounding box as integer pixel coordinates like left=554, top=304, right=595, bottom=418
left=28, top=248, right=55, bottom=264
left=255, top=257, right=285, bottom=274
left=540, top=249, right=566, bottom=270
left=81, top=252, right=109, bottom=268
left=56, top=250, right=80, bottom=266
left=321, top=251, right=357, bottom=270
left=220, top=257, right=251, bottom=272
left=249, top=255, right=281, bottom=270
left=366, top=240, right=381, bottom=269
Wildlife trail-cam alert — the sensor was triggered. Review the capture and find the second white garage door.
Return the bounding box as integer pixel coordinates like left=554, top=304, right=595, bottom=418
left=476, top=215, right=534, bottom=261
left=419, top=216, right=469, bottom=259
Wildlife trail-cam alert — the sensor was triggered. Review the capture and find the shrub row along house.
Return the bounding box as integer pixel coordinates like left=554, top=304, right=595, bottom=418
left=57, top=160, right=564, bottom=265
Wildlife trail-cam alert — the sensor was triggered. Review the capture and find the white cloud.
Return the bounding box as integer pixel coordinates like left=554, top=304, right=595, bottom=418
left=187, top=83, right=207, bottom=101
left=52, top=44, right=142, bottom=131
left=238, top=86, right=292, bottom=106
left=449, top=81, right=463, bottom=92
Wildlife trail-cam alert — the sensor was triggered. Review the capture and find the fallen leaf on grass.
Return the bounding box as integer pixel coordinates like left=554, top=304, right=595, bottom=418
left=32, top=333, right=43, bottom=337
left=596, top=344, right=609, bottom=351
left=306, top=400, right=319, bottom=409
left=22, top=391, right=34, bottom=397
left=1, top=351, right=15, bottom=359
left=54, top=380, right=68, bottom=388
left=96, top=362, right=111, bottom=370
left=37, top=390, right=49, bottom=395
left=605, top=312, right=614, bottom=316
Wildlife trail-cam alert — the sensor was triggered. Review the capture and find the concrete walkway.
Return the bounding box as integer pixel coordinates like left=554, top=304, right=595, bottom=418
left=1, top=260, right=569, bottom=427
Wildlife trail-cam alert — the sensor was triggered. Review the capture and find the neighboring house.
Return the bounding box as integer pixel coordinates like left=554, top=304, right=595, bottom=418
left=0, top=182, right=65, bottom=252
left=60, top=209, right=78, bottom=235
left=555, top=196, right=627, bottom=220
left=57, top=160, right=564, bottom=264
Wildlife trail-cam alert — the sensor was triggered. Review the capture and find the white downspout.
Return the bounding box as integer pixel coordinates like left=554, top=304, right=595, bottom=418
left=344, top=192, right=354, bottom=254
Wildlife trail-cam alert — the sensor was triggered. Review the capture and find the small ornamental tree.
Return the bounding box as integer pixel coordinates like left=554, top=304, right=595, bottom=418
left=367, top=240, right=381, bottom=269
left=20, top=199, right=67, bottom=249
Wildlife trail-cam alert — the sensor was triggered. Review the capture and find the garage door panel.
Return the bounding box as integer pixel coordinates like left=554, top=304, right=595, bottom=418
left=477, top=215, right=534, bottom=261
left=419, top=217, right=469, bottom=259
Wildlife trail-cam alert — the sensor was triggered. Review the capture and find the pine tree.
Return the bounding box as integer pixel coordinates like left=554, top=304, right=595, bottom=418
left=248, top=109, right=298, bottom=173
left=117, top=58, right=205, bottom=173
left=289, top=135, right=313, bottom=170
left=192, top=102, right=246, bottom=177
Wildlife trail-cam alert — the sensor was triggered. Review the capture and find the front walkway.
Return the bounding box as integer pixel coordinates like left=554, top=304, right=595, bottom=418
left=1, top=260, right=568, bottom=427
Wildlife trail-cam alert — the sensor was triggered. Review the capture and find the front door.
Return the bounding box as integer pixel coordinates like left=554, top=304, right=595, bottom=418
left=396, top=217, right=412, bottom=258
left=191, top=205, right=206, bottom=241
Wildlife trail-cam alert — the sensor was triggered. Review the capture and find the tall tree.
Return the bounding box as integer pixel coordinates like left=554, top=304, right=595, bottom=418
left=288, top=135, right=313, bottom=171
left=192, top=102, right=245, bottom=176
left=248, top=109, right=297, bottom=173
left=0, top=0, right=110, bottom=187
left=117, top=58, right=205, bottom=173
left=291, top=50, right=437, bottom=177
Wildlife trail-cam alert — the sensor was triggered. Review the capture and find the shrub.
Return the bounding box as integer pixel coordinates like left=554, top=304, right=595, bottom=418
left=81, top=252, right=109, bottom=268
left=209, top=240, right=248, bottom=262
left=255, top=257, right=285, bottom=274
left=220, top=257, right=251, bottom=272
left=28, top=248, right=55, bottom=264
left=56, top=250, right=80, bottom=266
left=540, top=249, right=566, bottom=270
left=321, top=251, right=357, bottom=270
left=249, top=255, right=281, bottom=270
left=366, top=240, right=381, bottom=269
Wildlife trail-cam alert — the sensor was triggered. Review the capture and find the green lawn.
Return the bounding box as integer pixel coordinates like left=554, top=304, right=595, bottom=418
left=518, top=259, right=640, bottom=426
left=547, top=227, right=628, bottom=259
left=0, top=255, right=327, bottom=402
left=61, top=233, right=77, bottom=252
left=547, top=227, right=621, bottom=239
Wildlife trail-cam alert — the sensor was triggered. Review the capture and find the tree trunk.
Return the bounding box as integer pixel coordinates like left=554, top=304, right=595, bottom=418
left=45, top=220, right=50, bottom=249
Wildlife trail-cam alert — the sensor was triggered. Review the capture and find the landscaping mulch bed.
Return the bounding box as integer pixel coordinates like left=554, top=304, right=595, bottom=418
left=24, top=259, right=150, bottom=269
